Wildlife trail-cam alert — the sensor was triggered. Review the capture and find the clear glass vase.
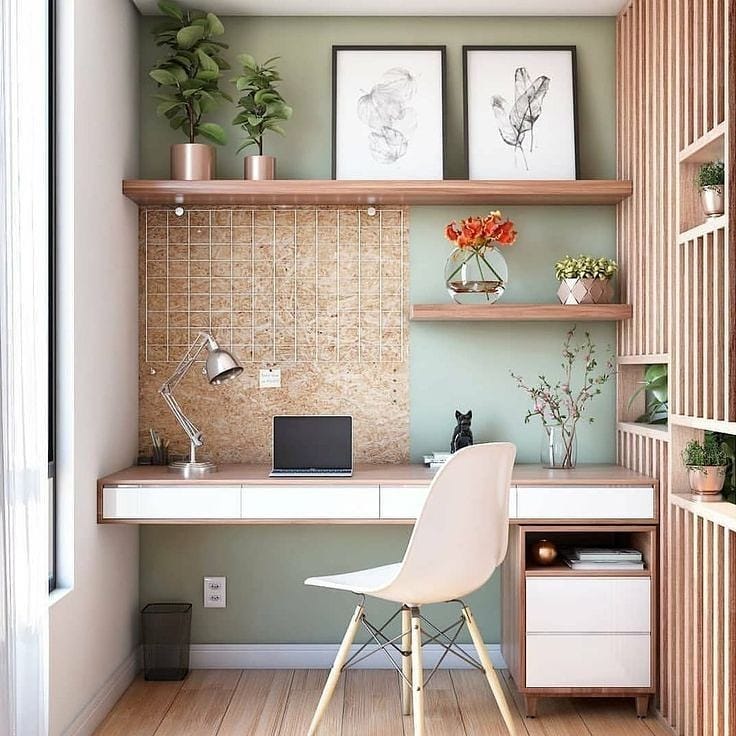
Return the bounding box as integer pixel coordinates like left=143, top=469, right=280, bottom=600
left=540, top=423, right=577, bottom=469
left=445, top=245, right=508, bottom=304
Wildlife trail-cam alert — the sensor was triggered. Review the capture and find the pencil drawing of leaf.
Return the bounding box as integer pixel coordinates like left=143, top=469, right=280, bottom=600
left=491, top=66, right=550, bottom=170
left=357, top=67, right=417, bottom=164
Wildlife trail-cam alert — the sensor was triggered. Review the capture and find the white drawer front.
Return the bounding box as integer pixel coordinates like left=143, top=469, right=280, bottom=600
left=526, top=633, right=651, bottom=688
left=102, top=486, right=140, bottom=519
left=103, top=485, right=241, bottom=519
left=379, top=485, right=429, bottom=518
left=243, top=485, right=379, bottom=519
left=516, top=486, right=654, bottom=519
left=526, top=577, right=650, bottom=633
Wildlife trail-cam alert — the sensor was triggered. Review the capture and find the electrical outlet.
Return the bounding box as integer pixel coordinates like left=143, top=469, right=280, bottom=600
left=203, top=576, right=226, bottom=608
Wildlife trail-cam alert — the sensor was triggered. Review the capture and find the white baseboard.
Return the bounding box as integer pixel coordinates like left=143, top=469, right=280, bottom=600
left=61, top=648, right=140, bottom=736
left=190, top=643, right=506, bottom=670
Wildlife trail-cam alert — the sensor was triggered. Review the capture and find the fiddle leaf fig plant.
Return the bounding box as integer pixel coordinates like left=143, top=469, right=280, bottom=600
left=627, top=363, right=668, bottom=424
left=149, top=0, right=231, bottom=145
left=232, top=55, right=292, bottom=154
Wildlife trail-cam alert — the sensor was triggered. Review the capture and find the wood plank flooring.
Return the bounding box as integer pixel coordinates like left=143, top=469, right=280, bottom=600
left=94, top=670, right=674, bottom=736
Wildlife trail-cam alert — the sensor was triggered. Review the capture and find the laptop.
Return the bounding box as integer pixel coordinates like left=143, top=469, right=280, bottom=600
left=270, top=415, right=353, bottom=477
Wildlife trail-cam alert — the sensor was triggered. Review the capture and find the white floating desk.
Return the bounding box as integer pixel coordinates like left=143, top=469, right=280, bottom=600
left=97, top=463, right=656, bottom=525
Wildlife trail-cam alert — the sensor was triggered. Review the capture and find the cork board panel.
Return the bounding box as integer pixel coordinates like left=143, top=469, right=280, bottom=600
left=138, top=206, right=409, bottom=464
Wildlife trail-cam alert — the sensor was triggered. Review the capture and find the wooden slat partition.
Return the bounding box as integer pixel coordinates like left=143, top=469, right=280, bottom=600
left=617, top=0, right=734, bottom=733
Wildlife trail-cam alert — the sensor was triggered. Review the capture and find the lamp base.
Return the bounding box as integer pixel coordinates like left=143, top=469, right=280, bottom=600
left=168, top=459, right=217, bottom=477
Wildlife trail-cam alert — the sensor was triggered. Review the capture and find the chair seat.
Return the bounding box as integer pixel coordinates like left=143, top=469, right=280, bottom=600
left=305, top=562, right=402, bottom=595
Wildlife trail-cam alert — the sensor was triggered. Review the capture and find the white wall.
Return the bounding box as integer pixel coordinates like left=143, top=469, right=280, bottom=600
left=49, top=0, right=140, bottom=733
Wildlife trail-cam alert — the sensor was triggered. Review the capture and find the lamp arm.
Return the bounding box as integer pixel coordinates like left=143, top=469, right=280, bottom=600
left=159, top=331, right=215, bottom=449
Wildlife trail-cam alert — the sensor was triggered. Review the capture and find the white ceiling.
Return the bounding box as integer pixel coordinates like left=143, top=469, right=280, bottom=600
left=132, top=0, right=627, bottom=16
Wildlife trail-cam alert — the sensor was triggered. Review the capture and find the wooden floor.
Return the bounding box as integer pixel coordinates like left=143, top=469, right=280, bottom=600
left=95, top=669, right=673, bottom=736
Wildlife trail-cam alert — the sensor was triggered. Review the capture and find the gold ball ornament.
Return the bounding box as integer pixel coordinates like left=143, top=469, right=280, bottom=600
left=531, top=539, right=558, bottom=566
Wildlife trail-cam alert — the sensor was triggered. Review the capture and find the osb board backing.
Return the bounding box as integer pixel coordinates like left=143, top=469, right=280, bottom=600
left=138, top=206, right=409, bottom=464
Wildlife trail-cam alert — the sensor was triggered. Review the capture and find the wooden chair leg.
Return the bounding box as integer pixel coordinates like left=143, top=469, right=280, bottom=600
left=401, top=606, right=412, bottom=716
left=462, top=605, right=519, bottom=736
left=308, top=603, right=364, bottom=736
left=410, top=607, right=425, bottom=736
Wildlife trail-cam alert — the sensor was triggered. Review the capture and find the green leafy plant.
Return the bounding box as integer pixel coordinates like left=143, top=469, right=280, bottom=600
left=682, top=436, right=729, bottom=467
left=627, top=364, right=668, bottom=424
left=232, top=55, right=292, bottom=155
left=554, top=255, right=618, bottom=281
left=696, top=161, right=725, bottom=188
left=149, top=0, right=230, bottom=145
left=714, top=432, right=736, bottom=502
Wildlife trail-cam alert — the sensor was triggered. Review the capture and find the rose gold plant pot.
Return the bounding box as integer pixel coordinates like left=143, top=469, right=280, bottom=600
left=244, top=155, right=276, bottom=180
left=687, top=465, right=727, bottom=501
left=170, top=143, right=215, bottom=181
left=557, top=277, right=613, bottom=305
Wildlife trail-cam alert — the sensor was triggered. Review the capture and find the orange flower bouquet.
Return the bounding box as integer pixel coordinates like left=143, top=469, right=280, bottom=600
left=444, top=210, right=517, bottom=304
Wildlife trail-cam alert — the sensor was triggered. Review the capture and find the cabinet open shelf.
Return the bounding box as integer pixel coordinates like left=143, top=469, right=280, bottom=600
left=410, top=303, right=633, bottom=322
left=526, top=560, right=650, bottom=577
left=122, top=179, right=633, bottom=207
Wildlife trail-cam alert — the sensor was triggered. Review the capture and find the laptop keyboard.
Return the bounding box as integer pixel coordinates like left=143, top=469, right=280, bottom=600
left=270, top=468, right=352, bottom=476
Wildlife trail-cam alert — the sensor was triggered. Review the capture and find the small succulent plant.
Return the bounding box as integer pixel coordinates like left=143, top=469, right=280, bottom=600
left=554, top=255, right=618, bottom=281
left=696, top=161, right=725, bottom=188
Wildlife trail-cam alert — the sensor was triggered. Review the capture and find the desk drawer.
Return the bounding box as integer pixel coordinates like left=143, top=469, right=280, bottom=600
left=243, top=485, right=379, bottom=519
left=102, top=485, right=241, bottom=519
left=379, top=485, right=430, bottom=518
left=526, top=577, right=650, bottom=633
left=526, top=633, right=651, bottom=688
left=515, top=486, right=654, bottom=519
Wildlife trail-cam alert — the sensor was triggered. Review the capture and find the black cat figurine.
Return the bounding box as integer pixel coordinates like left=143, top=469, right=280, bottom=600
left=451, top=410, right=473, bottom=453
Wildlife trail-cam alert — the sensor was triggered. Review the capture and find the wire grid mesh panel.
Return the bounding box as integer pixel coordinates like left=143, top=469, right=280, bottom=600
left=142, top=206, right=407, bottom=365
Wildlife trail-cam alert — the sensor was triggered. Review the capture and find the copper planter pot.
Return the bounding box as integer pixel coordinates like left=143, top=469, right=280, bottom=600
left=244, top=155, right=276, bottom=180
left=687, top=465, right=727, bottom=502
left=170, top=143, right=215, bottom=181
left=557, top=277, right=613, bottom=305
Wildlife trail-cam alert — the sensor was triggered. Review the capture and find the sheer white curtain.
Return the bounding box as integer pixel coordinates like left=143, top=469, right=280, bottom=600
left=0, top=0, right=50, bottom=733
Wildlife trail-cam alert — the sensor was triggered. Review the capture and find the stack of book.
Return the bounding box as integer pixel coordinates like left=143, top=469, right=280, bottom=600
left=562, top=548, right=645, bottom=571
left=422, top=452, right=452, bottom=470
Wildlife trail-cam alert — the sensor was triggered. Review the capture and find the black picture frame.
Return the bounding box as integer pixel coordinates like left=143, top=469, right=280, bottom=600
left=462, top=45, right=580, bottom=180
left=332, top=45, right=448, bottom=180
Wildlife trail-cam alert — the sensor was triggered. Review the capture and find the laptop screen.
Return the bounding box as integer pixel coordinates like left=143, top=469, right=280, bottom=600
left=273, top=416, right=353, bottom=471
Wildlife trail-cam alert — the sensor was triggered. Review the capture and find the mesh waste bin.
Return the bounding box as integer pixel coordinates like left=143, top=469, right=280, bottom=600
left=141, top=603, right=192, bottom=681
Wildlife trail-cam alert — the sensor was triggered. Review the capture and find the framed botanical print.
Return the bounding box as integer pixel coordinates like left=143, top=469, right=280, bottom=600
left=332, top=45, right=447, bottom=180
left=463, top=46, right=579, bottom=180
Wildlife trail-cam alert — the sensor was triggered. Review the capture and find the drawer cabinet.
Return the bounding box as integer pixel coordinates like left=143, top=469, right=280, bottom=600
left=243, top=485, right=379, bottom=519
left=526, top=633, right=651, bottom=688
left=526, top=577, right=650, bottom=633
left=379, top=485, right=429, bottom=518
left=514, top=485, right=655, bottom=520
left=102, top=485, right=241, bottom=519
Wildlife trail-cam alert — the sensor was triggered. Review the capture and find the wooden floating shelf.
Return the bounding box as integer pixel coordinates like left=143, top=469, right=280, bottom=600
left=122, top=179, right=633, bottom=207
left=678, top=122, right=726, bottom=164
left=410, top=303, right=633, bottom=322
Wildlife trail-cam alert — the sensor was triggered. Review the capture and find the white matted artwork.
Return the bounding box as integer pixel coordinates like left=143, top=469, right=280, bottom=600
left=332, top=46, right=446, bottom=180
left=464, top=46, right=579, bottom=180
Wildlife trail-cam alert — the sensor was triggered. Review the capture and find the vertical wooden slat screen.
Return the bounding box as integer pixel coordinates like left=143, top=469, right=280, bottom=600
left=617, top=1, right=734, bottom=733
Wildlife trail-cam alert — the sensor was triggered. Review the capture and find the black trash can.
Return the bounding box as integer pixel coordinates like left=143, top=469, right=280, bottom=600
left=141, top=603, right=192, bottom=681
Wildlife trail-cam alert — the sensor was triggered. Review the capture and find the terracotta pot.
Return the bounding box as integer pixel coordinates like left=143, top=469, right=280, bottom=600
left=244, top=155, right=276, bottom=180
left=170, top=143, right=215, bottom=181
left=687, top=465, right=727, bottom=501
left=557, top=277, right=613, bottom=305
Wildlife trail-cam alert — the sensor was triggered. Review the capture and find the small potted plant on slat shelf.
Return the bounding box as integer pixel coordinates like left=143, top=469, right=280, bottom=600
left=554, top=255, right=618, bottom=305
left=697, top=161, right=725, bottom=220
left=149, top=0, right=230, bottom=180
left=232, top=55, right=292, bottom=180
left=682, top=436, right=729, bottom=502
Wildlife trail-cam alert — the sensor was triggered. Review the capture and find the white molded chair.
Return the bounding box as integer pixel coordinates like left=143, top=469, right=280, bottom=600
left=304, top=442, right=518, bottom=736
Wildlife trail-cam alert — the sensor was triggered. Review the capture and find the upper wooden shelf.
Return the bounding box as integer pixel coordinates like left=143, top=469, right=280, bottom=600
left=122, top=179, right=633, bottom=207
left=410, top=303, right=633, bottom=322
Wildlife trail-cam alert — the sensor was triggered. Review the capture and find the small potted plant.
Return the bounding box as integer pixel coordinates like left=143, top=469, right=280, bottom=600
left=697, top=161, right=725, bottom=219
left=444, top=211, right=517, bottom=304
left=627, top=364, right=668, bottom=424
left=149, top=0, right=230, bottom=180
left=232, top=55, right=292, bottom=180
left=555, top=254, right=618, bottom=305
left=682, top=436, right=729, bottom=501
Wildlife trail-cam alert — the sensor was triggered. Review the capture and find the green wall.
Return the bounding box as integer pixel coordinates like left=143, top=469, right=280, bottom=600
left=138, top=15, right=617, bottom=644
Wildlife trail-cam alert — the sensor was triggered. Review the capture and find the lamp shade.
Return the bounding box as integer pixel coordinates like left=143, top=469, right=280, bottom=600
left=205, top=347, right=243, bottom=385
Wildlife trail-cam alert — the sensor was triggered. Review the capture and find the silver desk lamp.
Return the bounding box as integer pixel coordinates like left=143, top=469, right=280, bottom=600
left=159, top=331, right=243, bottom=475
